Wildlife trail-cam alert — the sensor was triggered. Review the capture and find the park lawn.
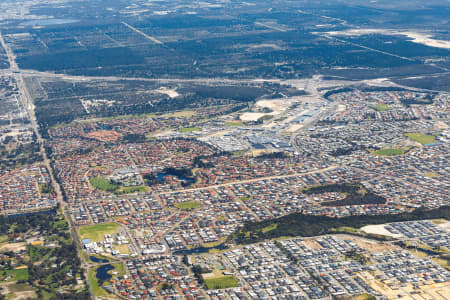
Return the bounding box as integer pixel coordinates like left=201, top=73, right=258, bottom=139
left=89, top=177, right=118, bottom=192
left=240, top=196, right=252, bottom=202
left=0, top=234, right=8, bottom=243
left=371, top=148, right=404, bottom=156
left=2, top=267, right=29, bottom=281
left=355, top=293, right=377, bottom=300
left=78, top=222, right=120, bottom=242
left=179, top=126, right=201, bottom=133
left=405, top=133, right=437, bottom=144
left=370, top=104, right=391, bottom=111
left=114, top=185, right=148, bottom=195
left=110, top=263, right=126, bottom=277
left=175, top=201, right=201, bottom=210
left=204, top=275, right=239, bottom=290
left=261, top=224, right=278, bottom=233
left=88, top=268, right=109, bottom=297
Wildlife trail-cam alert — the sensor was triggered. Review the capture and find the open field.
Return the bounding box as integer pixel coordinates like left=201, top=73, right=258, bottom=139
left=405, top=133, right=437, bottom=144
left=372, top=148, right=405, bottom=156
left=89, top=177, right=118, bottom=192
left=175, top=201, right=201, bottom=210
left=203, top=275, right=239, bottom=290
left=225, top=121, right=244, bottom=126
left=114, top=244, right=131, bottom=255
left=78, top=222, right=120, bottom=242
left=370, top=103, right=391, bottom=111
left=0, top=267, right=29, bottom=282
left=0, top=282, right=36, bottom=300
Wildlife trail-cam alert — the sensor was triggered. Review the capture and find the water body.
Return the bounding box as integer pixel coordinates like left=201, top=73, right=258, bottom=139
left=21, top=19, right=79, bottom=26
left=96, top=264, right=114, bottom=281
left=90, top=256, right=109, bottom=263
left=157, top=172, right=195, bottom=184
left=173, top=244, right=228, bottom=255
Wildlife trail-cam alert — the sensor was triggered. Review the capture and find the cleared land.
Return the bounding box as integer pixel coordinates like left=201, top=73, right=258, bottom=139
left=360, top=224, right=404, bottom=238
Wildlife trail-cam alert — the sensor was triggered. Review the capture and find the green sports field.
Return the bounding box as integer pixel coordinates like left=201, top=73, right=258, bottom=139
left=78, top=222, right=119, bottom=242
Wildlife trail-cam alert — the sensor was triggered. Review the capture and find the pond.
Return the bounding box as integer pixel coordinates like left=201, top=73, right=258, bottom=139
left=96, top=264, right=114, bottom=281
left=90, top=256, right=109, bottom=263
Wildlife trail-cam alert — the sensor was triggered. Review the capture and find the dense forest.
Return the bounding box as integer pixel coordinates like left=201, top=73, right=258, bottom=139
left=0, top=211, right=90, bottom=299
left=230, top=206, right=450, bottom=244
left=0, top=142, right=43, bottom=170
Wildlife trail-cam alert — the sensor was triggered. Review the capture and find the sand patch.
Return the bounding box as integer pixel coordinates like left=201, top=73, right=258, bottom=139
left=436, top=219, right=450, bottom=232
left=302, top=239, right=322, bottom=250
left=336, top=104, right=346, bottom=112
left=249, top=43, right=283, bottom=50
left=325, top=29, right=450, bottom=50
left=434, top=121, right=449, bottom=130
left=256, top=99, right=291, bottom=113
left=345, top=235, right=395, bottom=253
left=360, top=224, right=404, bottom=238
left=0, top=242, right=26, bottom=252
left=285, top=124, right=303, bottom=133
left=156, top=87, right=179, bottom=98
left=240, top=112, right=267, bottom=121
